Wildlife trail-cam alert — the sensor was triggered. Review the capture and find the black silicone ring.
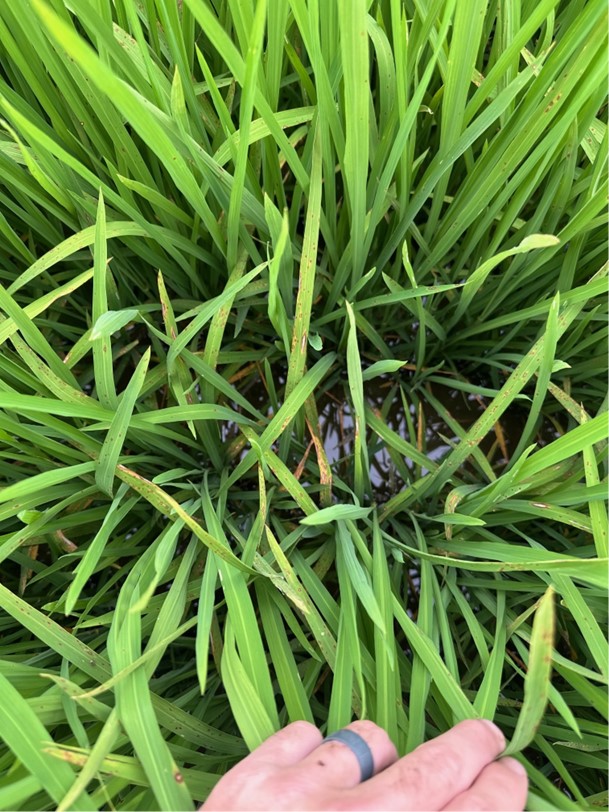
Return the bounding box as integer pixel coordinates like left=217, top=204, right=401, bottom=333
left=322, top=729, right=375, bottom=782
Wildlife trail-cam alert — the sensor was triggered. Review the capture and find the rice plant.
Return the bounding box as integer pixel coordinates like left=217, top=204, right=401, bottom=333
left=0, top=0, right=607, bottom=809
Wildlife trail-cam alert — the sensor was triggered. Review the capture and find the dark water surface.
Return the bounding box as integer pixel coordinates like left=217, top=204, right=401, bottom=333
left=222, top=369, right=561, bottom=503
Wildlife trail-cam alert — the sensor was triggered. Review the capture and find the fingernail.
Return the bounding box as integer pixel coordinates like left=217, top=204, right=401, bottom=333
left=480, top=719, right=506, bottom=750
left=501, top=757, right=527, bottom=777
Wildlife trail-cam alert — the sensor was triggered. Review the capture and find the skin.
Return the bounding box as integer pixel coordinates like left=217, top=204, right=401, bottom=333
left=201, top=719, right=528, bottom=811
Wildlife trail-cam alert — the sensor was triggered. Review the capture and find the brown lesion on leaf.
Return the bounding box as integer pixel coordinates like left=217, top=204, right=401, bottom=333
left=54, top=530, right=78, bottom=553
left=117, top=464, right=148, bottom=482
left=294, top=438, right=314, bottom=481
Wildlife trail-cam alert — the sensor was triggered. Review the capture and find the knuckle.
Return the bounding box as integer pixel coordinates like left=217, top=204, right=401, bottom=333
left=393, top=762, right=425, bottom=796
left=457, top=719, right=504, bottom=750
left=436, top=747, right=462, bottom=780
left=287, top=720, right=320, bottom=738
left=436, top=748, right=463, bottom=776
left=349, top=719, right=382, bottom=737
left=415, top=743, right=461, bottom=783
left=455, top=719, right=486, bottom=738
left=349, top=719, right=396, bottom=753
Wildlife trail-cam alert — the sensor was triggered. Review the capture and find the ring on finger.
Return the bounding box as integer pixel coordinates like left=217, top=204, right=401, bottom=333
left=321, top=728, right=375, bottom=782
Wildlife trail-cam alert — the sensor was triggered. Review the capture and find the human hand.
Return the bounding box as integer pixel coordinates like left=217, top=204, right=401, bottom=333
left=200, top=719, right=528, bottom=810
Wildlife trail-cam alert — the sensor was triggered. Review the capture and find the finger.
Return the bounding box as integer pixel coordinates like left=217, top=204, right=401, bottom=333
left=295, top=720, right=398, bottom=789
left=442, top=758, right=528, bottom=811
left=338, top=719, right=506, bottom=811
left=201, top=723, right=324, bottom=811
left=234, top=721, right=323, bottom=772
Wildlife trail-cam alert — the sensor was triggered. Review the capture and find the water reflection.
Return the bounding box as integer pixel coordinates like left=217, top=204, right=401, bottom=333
left=219, top=369, right=561, bottom=502
left=316, top=376, right=561, bottom=500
